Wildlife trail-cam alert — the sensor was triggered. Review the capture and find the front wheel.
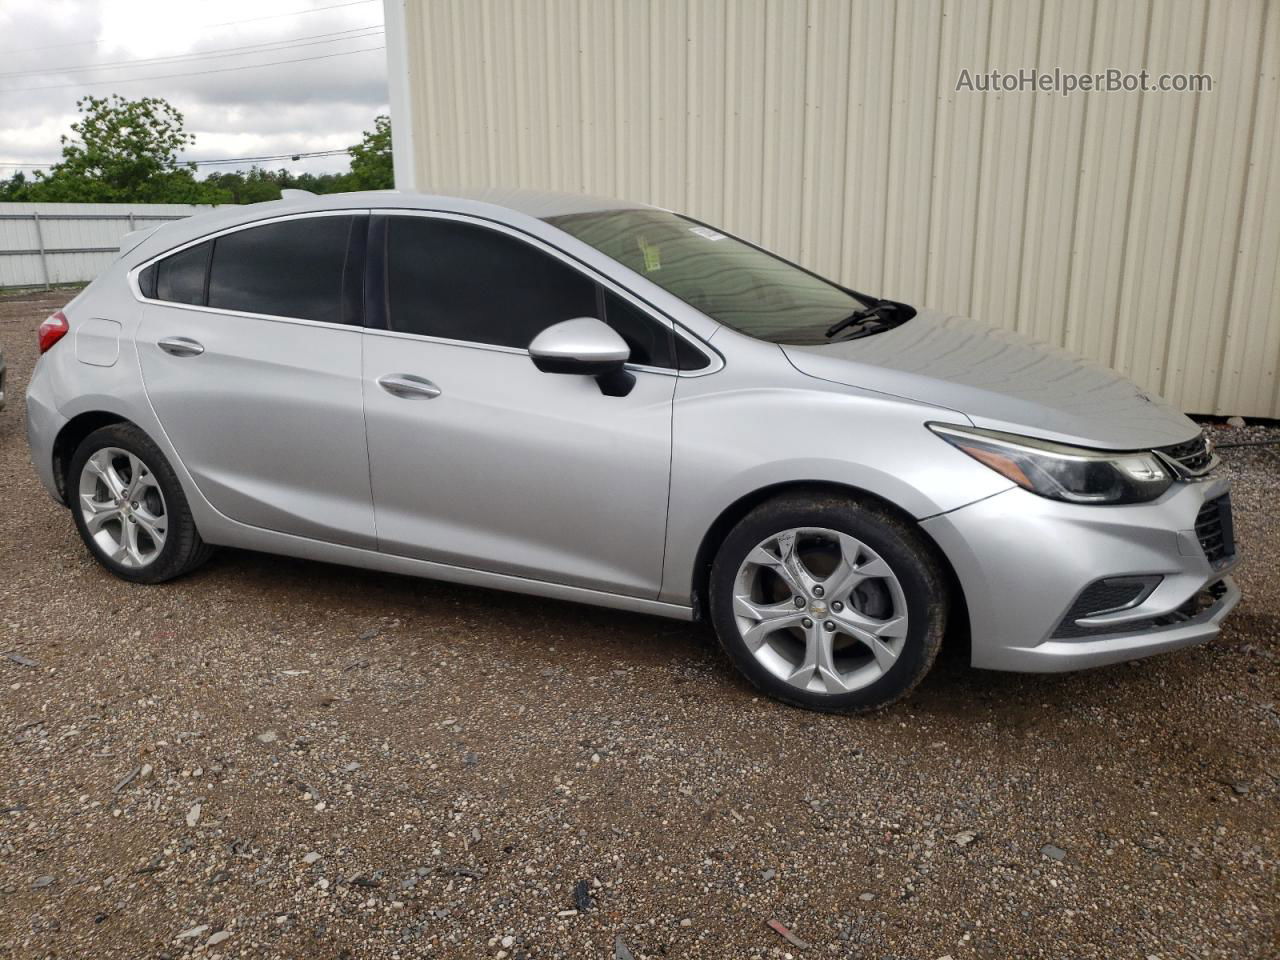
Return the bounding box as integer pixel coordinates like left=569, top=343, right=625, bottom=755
left=68, top=423, right=213, bottom=584
left=709, top=493, right=947, bottom=712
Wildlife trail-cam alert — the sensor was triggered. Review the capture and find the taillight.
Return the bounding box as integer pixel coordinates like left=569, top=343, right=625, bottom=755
left=37, top=310, right=69, bottom=354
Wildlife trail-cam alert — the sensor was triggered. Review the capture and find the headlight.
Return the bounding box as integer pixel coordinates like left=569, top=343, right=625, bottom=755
left=928, top=424, right=1173, bottom=504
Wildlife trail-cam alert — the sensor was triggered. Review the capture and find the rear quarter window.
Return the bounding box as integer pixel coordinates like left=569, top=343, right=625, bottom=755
left=143, top=240, right=211, bottom=305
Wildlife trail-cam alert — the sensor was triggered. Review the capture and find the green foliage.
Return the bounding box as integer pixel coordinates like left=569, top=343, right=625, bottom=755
left=0, top=99, right=395, bottom=204
left=0, top=170, right=31, bottom=201
left=20, top=95, right=213, bottom=203
left=347, top=114, right=393, bottom=190
left=200, top=167, right=348, bottom=204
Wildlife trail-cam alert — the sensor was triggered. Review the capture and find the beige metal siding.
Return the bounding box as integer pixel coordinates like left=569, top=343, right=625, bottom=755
left=395, top=0, right=1280, bottom=418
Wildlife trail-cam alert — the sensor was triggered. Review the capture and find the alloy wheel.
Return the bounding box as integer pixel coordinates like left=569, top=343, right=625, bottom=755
left=731, top=526, right=909, bottom=695
left=77, top=447, right=168, bottom=568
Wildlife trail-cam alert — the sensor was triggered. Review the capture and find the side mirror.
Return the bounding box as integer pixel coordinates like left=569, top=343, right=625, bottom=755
left=529, top=317, right=635, bottom=397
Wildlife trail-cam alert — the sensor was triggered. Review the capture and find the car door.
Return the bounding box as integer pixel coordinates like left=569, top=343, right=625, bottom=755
left=361, top=212, right=677, bottom=598
left=135, top=212, right=377, bottom=549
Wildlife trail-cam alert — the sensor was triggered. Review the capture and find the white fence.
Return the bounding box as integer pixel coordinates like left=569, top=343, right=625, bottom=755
left=0, top=202, right=217, bottom=289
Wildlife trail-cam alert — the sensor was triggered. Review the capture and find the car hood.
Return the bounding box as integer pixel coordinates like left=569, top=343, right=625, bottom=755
left=782, top=308, right=1199, bottom=450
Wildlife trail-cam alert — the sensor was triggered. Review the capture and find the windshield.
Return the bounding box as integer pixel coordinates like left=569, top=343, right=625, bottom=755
left=545, top=208, right=877, bottom=345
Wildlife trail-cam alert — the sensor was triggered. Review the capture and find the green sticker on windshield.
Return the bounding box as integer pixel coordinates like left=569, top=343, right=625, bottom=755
left=637, top=235, right=661, bottom=273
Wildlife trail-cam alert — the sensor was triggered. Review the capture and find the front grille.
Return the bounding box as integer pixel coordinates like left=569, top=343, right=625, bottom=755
left=1195, top=494, right=1236, bottom=566
left=1158, top=432, right=1215, bottom=475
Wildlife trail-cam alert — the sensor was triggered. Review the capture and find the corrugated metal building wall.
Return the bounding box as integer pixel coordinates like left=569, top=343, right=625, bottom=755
left=0, top=203, right=214, bottom=288
left=388, top=0, right=1280, bottom=419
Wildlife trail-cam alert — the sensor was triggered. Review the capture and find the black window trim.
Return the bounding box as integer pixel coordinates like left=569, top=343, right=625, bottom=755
left=127, top=209, right=372, bottom=332
left=365, top=209, right=721, bottom=376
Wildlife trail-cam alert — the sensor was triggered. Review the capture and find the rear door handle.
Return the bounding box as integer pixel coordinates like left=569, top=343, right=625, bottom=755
left=377, top=373, right=442, bottom=400
left=157, top=336, right=205, bottom=358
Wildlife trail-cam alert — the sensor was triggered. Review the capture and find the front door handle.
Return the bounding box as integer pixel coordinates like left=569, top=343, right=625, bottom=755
left=377, top=373, right=442, bottom=400
left=157, top=336, right=205, bottom=358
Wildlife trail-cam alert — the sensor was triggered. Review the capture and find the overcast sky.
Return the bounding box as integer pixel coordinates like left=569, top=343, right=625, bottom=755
left=0, top=0, right=388, bottom=178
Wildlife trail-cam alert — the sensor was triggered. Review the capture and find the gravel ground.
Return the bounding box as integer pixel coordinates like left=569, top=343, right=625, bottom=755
left=1, top=293, right=1277, bottom=960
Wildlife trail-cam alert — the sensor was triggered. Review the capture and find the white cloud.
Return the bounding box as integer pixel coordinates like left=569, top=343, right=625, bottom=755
left=0, top=0, right=388, bottom=177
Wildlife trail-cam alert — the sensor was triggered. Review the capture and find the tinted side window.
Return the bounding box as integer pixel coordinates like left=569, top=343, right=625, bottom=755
left=152, top=240, right=211, bottom=305
left=139, top=263, right=157, bottom=299
left=675, top=336, right=710, bottom=371
left=386, top=218, right=596, bottom=348
left=600, top=290, right=675, bottom=368
left=208, top=216, right=354, bottom=324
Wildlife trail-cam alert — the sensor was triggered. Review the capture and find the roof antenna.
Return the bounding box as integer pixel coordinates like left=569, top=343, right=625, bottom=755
left=280, top=189, right=315, bottom=200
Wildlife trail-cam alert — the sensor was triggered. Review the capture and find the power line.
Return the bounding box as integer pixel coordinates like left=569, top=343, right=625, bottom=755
left=0, top=0, right=381, bottom=56
left=0, top=26, right=385, bottom=80
left=0, top=45, right=386, bottom=94
left=191, top=149, right=353, bottom=167
left=203, top=0, right=379, bottom=30
left=1, top=149, right=355, bottom=171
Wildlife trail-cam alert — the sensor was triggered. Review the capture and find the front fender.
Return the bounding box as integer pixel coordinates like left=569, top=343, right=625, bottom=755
left=658, top=374, right=1013, bottom=605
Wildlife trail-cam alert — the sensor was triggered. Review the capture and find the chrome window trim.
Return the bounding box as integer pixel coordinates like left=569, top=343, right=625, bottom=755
left=362, top=322, right=682, bottom=378
left=121, top=297, right=364, bottom=336
left=126, top=209, right=370, bottom=327
left=373, top=208, right=724, bottom=377
left=125, top=205, right=724, bottom=376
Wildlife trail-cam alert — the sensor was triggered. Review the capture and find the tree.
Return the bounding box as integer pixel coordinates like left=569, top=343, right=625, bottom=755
left=347, top=114, right=393, bottom=190
left=0, top=105, right=393, bottom=203
left=0, top=170, right=31, bottom=200
left=202, top=168, right=293, bottom=205
left=199, top=167, right=355, bottom=204
left=28, top=95, right=218, bottom=203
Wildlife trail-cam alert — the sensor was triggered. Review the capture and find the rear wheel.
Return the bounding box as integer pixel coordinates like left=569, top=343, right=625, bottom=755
left=68, top=423, right=213, bottom=584
left=709, top=493, right=947, bottom=712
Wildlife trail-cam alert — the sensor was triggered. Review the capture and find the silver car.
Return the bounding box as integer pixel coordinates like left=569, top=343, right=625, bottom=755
left=24, top=189, right=1240, bottom=712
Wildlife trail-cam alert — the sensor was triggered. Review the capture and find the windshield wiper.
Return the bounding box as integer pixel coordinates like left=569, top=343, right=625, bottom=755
left=824, top=300, right=902, bottom=339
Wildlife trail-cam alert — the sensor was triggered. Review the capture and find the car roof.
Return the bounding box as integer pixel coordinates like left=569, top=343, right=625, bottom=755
left=418, top=186, right=654, bottom=219
left=120, top=187, right=652, bottom=265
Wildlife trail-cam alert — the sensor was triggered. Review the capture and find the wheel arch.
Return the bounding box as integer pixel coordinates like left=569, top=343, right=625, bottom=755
left=51, top=411, right=133, bottom=503
left=688, top=480, right=970, bottom=655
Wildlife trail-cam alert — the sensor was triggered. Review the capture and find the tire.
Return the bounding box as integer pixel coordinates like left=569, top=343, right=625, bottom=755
left=67, top=423, right=214, bottom=584
left=709, top=491, right=947, bottom=713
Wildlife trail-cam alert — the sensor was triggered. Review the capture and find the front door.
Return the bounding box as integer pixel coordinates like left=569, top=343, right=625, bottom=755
left=361, top=214, right=677, bottom=597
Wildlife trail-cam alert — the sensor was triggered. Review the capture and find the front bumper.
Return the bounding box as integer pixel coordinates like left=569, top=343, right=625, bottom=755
left=921, top=477, right=1241, bottom=672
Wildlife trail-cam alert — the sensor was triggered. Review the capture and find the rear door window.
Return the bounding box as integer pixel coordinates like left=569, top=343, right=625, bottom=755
left=141, top=215, right=363, bottom=325
left=208, top=216, right=356, bottom=324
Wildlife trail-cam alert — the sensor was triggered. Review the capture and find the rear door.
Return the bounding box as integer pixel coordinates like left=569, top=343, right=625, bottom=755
left=135, top=212, right=376, bottom=548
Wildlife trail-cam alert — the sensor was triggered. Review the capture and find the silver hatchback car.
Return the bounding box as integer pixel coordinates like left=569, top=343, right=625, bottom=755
left=25, top=189, right=1240, bottom=712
